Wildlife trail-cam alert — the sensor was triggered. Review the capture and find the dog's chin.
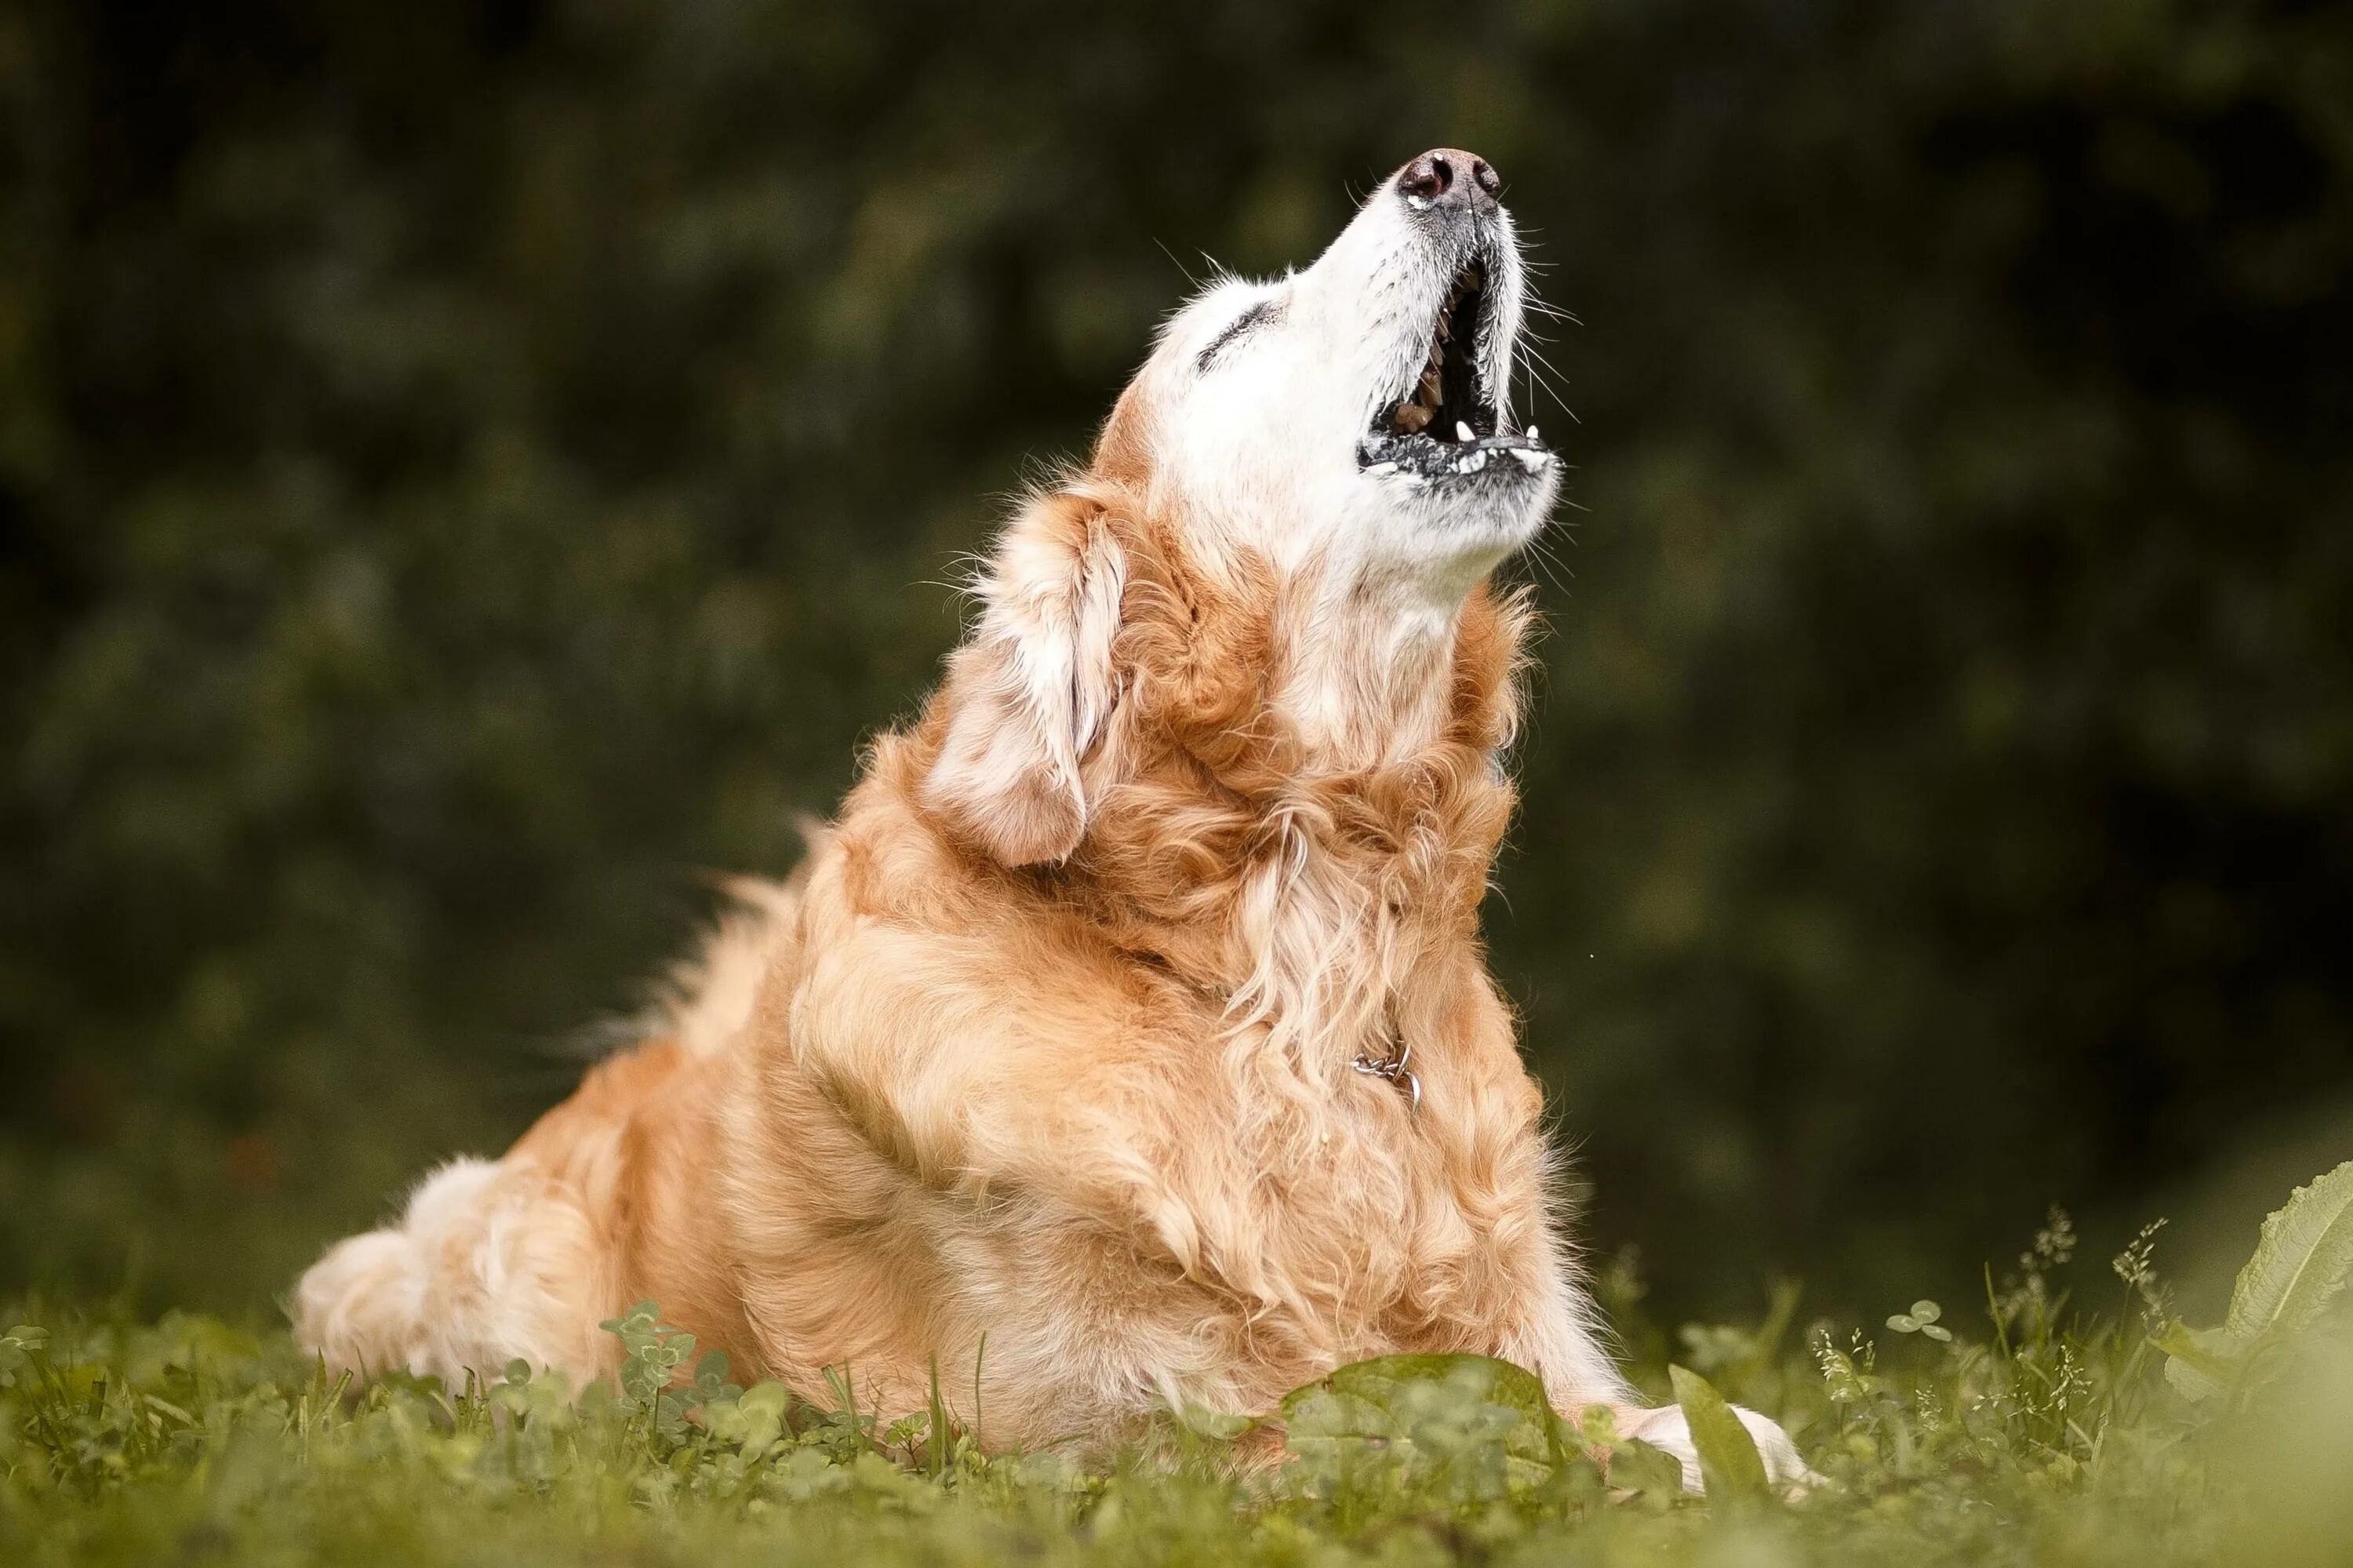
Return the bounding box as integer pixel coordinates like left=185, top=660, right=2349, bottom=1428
left=1357, top=438, right=1557, bottom=567
left=1354, top=388, right=1560, bottom=570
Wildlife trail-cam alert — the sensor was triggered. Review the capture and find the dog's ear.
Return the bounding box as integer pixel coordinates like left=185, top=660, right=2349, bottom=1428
left=920, top=487, right=1126, bottom=866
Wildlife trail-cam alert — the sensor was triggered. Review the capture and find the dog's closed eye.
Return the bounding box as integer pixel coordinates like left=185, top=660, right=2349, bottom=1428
left=1195, top=297, right=1278, bottom=371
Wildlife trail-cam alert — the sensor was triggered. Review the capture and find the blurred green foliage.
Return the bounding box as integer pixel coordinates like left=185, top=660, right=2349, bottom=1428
left=2, top=1, right=2350, bottom=1321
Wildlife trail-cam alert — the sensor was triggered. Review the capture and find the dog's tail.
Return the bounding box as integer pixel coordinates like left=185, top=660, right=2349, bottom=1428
left=659, top=875, right=801, bottom=1060
left=659, top=823, right=824, bottom=1060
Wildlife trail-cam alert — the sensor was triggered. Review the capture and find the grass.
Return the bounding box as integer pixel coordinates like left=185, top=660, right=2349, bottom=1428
left=6, top=1184, right=2351, bottom=1567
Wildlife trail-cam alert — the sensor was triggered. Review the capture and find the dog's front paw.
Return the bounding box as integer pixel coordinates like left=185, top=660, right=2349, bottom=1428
left=1613, top=1402, right=1822, bottom=1497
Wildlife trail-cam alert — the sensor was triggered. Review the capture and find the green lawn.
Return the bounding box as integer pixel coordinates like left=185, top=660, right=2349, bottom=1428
left=7, top=1170, right=2349, bottom=1567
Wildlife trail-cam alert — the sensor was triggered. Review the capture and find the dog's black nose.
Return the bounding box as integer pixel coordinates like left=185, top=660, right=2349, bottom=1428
left=1396, top=148, right=1501, bottom=213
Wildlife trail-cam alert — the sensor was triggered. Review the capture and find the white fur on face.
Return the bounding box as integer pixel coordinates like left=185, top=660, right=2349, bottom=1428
left=1131, top=176, right=1558, bottom=603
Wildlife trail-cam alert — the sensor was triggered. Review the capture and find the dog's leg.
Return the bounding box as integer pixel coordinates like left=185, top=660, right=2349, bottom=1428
left=1612, top=1401, right=1821, bottom=1495
left=1489, top=1231, right=1635, bottom=1418
left=1508, top=1313, right=1815, bottom=1493
left=1482, top=1210, right=1817, bottom=1495
left=1520, top=1335, right=1817, bottom=1494
left=293, top=1156, right=612, bottom=1386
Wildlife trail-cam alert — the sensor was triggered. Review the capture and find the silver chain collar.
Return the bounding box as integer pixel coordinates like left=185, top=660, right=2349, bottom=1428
left=1351, top=1039, right=1422, bottom=1111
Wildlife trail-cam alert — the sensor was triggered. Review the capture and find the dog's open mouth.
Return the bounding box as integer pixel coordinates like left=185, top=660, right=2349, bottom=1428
left=1357, top=255, right=1551, bottom=482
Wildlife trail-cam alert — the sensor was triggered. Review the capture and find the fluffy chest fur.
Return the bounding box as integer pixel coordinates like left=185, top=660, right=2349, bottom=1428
left=696, top=511, right=1560, bottom=1440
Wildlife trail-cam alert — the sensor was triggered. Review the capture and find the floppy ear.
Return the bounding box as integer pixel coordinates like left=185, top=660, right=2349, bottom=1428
left=920, top=487, right=1126, bottom=866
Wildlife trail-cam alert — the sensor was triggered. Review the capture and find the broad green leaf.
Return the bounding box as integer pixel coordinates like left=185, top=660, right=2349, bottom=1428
left=1669, top=1364, right=1769, bottom=1504
left=1606, top=1436, right=1686, bottom=1506
left=2222, top=1160, right=2353, bottom=1353
left=1279, top=1354, right=1575, bottom=1504
left=2155, top=1321, right=2238, bottom=1403
left=2156, top=1162, right=2353, bottom=1403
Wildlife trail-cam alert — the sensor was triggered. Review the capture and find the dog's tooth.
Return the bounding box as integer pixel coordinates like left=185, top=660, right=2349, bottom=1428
left=1455, top=421, right=1475, bottom=444
left=1527, top=424, right=1540, bottom=442
left=1394, top=402, right=1434, bottom=434
left=1365, top=461, right=1398, bottom=475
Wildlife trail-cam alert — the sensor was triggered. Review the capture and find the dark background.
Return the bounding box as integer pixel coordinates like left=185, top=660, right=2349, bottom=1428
left=4, top=0, right=2350, bottom=1329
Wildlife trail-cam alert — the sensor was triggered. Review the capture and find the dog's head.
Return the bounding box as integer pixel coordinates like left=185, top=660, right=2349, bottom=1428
left=924, top=151, right=1555, bottom=866
left=1103, top=147, right=1555, bottom=591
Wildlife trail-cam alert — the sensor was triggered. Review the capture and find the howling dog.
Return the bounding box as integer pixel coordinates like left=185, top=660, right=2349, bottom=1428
left=295, top=149, right=1809, bottom=1489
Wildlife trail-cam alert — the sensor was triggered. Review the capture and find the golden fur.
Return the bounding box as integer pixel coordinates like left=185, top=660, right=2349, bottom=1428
left=294, top=154, right=1809, bottom=1484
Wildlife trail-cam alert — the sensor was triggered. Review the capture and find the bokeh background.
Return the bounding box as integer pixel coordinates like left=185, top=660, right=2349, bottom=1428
left=4, top=0, right=2350, bottom=1330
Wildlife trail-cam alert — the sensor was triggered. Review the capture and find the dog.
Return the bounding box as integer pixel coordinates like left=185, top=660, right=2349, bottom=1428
left=293, top=148, right=1808, bottom=1490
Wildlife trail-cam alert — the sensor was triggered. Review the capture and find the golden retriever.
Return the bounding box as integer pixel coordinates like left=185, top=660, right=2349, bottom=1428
left=294, top=148, right=1806, bottom=1488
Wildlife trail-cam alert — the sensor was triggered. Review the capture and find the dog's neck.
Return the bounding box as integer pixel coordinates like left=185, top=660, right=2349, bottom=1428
left=898, top=488, right=1529, bottom=1077
left=1270, top=563, right=1495, bottom=771
left=1079, top=522, right=1529, bottom=1071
